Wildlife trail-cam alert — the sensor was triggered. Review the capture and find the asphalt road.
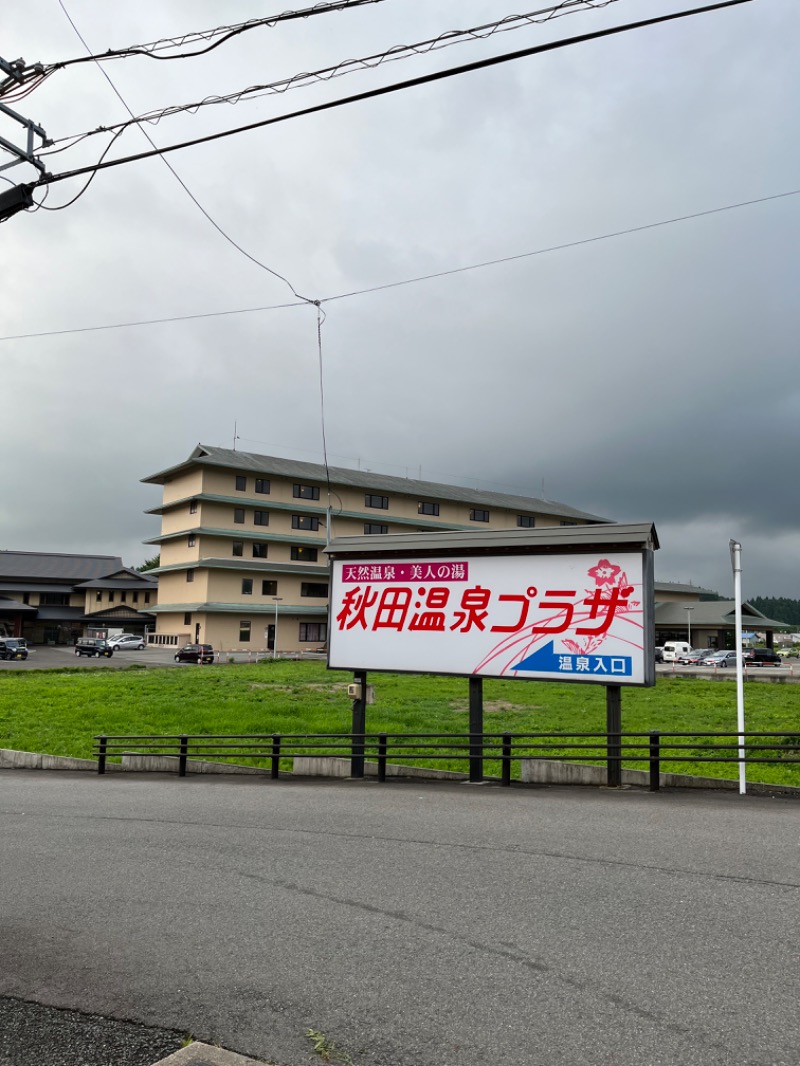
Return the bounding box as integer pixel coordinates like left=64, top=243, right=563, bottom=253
left=1, top=771, right=799, bottom=1066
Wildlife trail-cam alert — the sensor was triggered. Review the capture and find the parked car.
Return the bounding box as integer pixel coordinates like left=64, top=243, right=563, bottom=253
left=654, top=647, right=664, bottom=663
left=743, top=649, right=782, bottom=667
left=75, top=638, right=114, bottom=658
left=702, top=650, right=740, bottom=668
left=0, top=638, right=28, bottom=661
left=107, top=633, right=146, bottom=651
left=677, top=648, right=714, bottom=666
left=174, top=643, right=214, bottom=664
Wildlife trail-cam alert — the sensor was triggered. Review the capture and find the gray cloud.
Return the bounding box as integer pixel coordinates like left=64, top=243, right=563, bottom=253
left=2, top=0, right=798, bottom=595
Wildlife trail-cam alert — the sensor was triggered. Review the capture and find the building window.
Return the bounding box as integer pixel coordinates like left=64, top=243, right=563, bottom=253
left=121, top=591, right=127, bottom=603
left=95, top=591, right=102, bottom=602
left=418, top=501, right=440, bottom=516
left=291, top=546, right=319, bottom=562
left=133, top=592, right=139, bottom=604
left=299, top=622, right=327, bottom=643
left=234, top=507, right=245, bottom=524
left=188, top=534, right=196, bottom=547
left=301, top=582, right=329, bottom=597
left=189, top=500, right=198, bottom=514
left=183, top=612, right=192, bottom=626
left=232, top=541, right=244, bottom=557
left=40, top=593, right=72, bottom=606
left=293, top=483, right=320, bottom=501
left=255, top=478, right=270, bottom=494
left=254, top=510, right=269, bottom=526
left=470, top=509, right=490, bottom=523
left=239, top=621, right=251, bottom=643
left=365, top=494, right=389, bottom=509
left=252, top=543, right=268, bottom=559
left=186, top=570, right=194, bottom=583
left=560, top=520, right=578, bottom=527
left=517, top=515, right=536, bottom=528
left=364, top=523, right=388, bottom=535
left=145, top=592, right=151, bottom=604
left=242, top=578, right=253, bottom=595
left=108, top=592, right=115, bottom=603
left=235, top=475, right=247, bottom=492
left=262, top=580, right=278, bottom=596
left=23, top=593, right=30, bottom=605
left=292, top=514, right=320, bottom=531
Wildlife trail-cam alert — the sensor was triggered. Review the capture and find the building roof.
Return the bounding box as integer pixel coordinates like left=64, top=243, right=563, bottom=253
left=326, top=522, right=658, bottom=557
left=653, top=581, right=718, bottom=597
left=142, top=444, right=609, bottom=524
left=653, top=600, right=791, bottom=630
left=0, top=551, right=124, bottom=582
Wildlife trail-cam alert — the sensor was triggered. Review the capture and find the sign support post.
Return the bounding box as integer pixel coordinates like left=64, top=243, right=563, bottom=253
left=606, top=684, right=622, bottom=787
left=351, top=669, right=367, bottom=779
left=468, top=676, right=484, bottom=783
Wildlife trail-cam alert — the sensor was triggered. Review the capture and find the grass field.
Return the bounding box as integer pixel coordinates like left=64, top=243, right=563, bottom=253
left=0, top=660, right=798, bottom=785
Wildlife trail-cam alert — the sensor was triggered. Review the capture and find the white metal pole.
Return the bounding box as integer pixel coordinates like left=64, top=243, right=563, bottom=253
left=730, top=540, right=746, bottom=795
left=685, top=606, right=693, bottom=647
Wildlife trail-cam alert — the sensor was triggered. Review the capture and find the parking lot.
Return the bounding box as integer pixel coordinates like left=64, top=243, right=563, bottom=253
left=0, top=644, right=301, bottom=670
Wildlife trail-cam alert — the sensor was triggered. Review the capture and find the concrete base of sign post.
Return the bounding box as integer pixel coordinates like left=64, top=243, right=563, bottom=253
left=520, top=759, right=740, bottom=790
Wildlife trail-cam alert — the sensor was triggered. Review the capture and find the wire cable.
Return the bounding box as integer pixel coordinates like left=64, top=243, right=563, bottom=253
left=2, top=185, right=795, bottom=343
left=34, top=0, right=755, bottom=191
left=46, top=0, right=392, bottom=69
left=51, top=0, right=316, bottom=303
left=46, top=0, right=625, bottom=147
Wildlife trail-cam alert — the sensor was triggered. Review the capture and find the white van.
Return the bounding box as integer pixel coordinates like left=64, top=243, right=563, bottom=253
left=662, top=641, right=691, bottom=662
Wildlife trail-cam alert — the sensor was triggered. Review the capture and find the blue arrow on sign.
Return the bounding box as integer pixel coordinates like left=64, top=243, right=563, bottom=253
left=512, top=641, right=632, bottom=677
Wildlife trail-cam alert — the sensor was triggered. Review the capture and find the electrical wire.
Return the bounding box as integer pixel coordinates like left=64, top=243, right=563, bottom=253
left=33, top=0, right=755, bottom=192
left=46, top=0, right=624, bottom=148
left=2, top=185, right=795, bottom=343
left=45, top=0, right=392, bottom=69
left=50, top=0, right=315, bottom=303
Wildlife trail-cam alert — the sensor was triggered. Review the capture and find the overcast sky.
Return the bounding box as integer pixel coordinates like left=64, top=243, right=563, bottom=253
left=2, top=0, right=797, bottom=599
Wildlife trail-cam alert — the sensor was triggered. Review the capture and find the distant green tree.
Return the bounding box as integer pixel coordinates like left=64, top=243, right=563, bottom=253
left=749, top=597, right=800, bottom=626
left=137, top=554, right=160, bottom=572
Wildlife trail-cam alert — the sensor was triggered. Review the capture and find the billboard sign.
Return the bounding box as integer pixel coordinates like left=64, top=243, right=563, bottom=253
left=328, top=546, right=654, bottom=686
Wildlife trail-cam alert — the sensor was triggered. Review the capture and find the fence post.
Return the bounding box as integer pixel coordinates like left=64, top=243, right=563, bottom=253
left=97, top=735, right=107, bottom=775
left=377, top=733, right=387, bottom=783
left=271, top=734, right=281, bottom=780
left=179, top=735, right=188, bottom=777
left=606, top=684, right=622, bottom=787
left=501, top=733, right=512, bottom=787
left=649, top=731, right=660, bottom=792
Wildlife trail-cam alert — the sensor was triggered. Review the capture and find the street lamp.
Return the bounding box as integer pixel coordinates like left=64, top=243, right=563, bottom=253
left=685, top=606, right=694, bottom=647
left=272, top=597, right=282, bottom=660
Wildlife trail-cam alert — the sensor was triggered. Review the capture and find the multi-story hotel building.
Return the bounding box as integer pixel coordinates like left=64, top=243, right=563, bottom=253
left=143, top=445, right=607, bottom=652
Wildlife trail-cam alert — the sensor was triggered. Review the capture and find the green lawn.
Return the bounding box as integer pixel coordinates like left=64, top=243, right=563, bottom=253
left=0, top=660, right=798, bottom=785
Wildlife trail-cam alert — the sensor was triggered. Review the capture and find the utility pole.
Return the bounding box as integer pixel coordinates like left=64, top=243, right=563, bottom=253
left=0, top=54, right=49, bottom=220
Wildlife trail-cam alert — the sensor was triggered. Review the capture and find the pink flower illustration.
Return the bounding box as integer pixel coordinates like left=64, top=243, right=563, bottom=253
left=587, top=559, right=620, bottom=585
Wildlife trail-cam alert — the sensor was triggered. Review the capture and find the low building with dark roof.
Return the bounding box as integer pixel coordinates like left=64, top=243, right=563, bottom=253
left=0, top=551, right=157, bottom=644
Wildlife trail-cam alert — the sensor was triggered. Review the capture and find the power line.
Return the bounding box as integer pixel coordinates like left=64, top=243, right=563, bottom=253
left=46, top=0, right=624, bottom=148
left=34, top=0, right=753, bottom=191
left=49, top=0, right=315, bottom=303
left=2, top=185, right=795, bottom=343
left=45, top=0, right=392, bottom=68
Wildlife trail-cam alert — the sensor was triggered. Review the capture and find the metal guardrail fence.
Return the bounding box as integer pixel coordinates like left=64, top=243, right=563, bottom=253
left=92, top=731, right=800, bottom=790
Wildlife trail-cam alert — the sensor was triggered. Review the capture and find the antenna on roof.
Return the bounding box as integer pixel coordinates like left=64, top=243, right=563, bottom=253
left=233, top=421, right=239, bottom=451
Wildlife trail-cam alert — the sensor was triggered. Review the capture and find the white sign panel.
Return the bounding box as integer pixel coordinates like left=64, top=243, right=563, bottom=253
left=329, top=551, right=650, bottom=684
